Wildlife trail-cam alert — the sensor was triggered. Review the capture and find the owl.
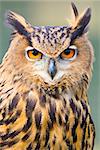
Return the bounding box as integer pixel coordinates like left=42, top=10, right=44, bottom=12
left=0, top=3, right=95, bottom=150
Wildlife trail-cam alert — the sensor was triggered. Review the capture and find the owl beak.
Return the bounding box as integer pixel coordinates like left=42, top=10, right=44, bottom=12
left=48, top=59, right=57, bottom=80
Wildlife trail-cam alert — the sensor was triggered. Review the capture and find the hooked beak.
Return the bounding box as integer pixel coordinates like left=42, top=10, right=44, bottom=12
left=48, top=59, right=57, bottom=80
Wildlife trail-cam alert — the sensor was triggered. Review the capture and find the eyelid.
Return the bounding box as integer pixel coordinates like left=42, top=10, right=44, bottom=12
left=25, top=46, right=42, bottom=61
left=60, top=45, right=78, bottom=60
left=69, top=45, right=77, bottom=50
left=25, top=46, right=34, bottom=51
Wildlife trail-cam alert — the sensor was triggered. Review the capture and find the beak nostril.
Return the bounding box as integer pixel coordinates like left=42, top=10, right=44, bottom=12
left=48, top=59, right=57, bottom=79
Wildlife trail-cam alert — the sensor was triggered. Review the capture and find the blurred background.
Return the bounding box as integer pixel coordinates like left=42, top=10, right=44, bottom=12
left=0, top=0, right=100, bottom=149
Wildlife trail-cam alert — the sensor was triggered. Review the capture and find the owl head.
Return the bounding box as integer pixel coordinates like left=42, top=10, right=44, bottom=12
left=4, top=3, right=94, bottom=89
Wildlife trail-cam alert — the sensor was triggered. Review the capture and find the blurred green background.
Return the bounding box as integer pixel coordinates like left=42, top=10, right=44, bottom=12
left=0, top=0, right=100, bottom=149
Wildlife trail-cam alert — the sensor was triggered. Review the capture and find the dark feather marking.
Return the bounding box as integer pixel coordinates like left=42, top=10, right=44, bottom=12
left=58, top=114, right=62, bottom=125
left=89, top=114, right=95, bottom=149
left=82, top=74, right=89, bottom=85
left=0, top=64, right=3, bottom=69
left=26, top=98, right=36, bottom=117
left=0, top=120, right=4, bottom=125
left=22, top=131, right=31, bottom=141
left=35, top=112, right=42, bottom=129
left=81, top=101, right=88, bottom=114
left=81, top=115, right=86, bottom=128
left=23, top=96, right=36, bottom=132
left=65, top=123, right=69, bottom=131
left=39, top=94, right=46, bottom=107
left=6, top=93, right=11, bottom=99
left=52, top=135, right=56, bottom=145
left=83, top=79, right=88, bottom=85
left=47, top=120, right=53, bottom=130
left=0, top=141, right=9, bottom=147
left=75, top=94, right=79, bottom=101
left=70, top=98, right=77, bottom=114
left=9, top=93, right=19, bottom=112
left=88, top=125, right=90, bottom=138
left=65, top=139, right=73, bottom=149
left=72, top=118, right=78, bottom=143
left=80, top=101, right=89, bottom=128
left=0, top=139, right=18, bottom=147
left=63, top=98, right=66, bottom=107
left=84, top=74, right=89, bottom=80
left=34, top=131, right=40, bottom=141
left=70, top=98, right=80, bottom=118
left=63, top=135, right=66, bottom=141
left=8, top=140, right=18, bottom=147
left=1, top=83, right=4, bottom=87
left=11, top=110, right=21, bottom=123
left=1, top=129, right=21, bottom=140
left=86, top=140, right=88, bottom=150
left=44, top=129, right=50, bottom=147
left=5, top=88, right=13, bottom=94
left=9, top=130, right=21, bottom=139
left=2, top=107, right=6, bottom=119
left=4, top=110, right=21, bottom=125
left=35, top=142, right=40, bottom=150
left=47, top=144, right=50, bottom=150
left=53, top=87, right=59, bottom=99
left=49, top=102, right=56, bottom=123
left=81, top=112, right=94, bottom=149
left=65, top=114, right=68, bottom=123
left=22, top=117, right=32, bottom=132
left=60, top=32, right=65, bottom=39
left=10, top=31, right=17, bottom=41
left=36, top=35, right=41, bottom=43
left=81, top=121, right=87, bottom=149
left=70, top=99, right=81, bottom=119
left=27, top=143, right=32, bottom=150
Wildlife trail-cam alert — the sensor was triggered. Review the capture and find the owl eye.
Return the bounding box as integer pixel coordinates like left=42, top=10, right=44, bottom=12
left=25, top=46, right=42, bottom=60
left=60, top=45, right=78, bottom=60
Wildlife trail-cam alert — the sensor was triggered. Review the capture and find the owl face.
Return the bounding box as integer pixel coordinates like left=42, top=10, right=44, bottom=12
left=5, top=4, right=93, bottom=87
left=23, top=26, right=78, bottom=85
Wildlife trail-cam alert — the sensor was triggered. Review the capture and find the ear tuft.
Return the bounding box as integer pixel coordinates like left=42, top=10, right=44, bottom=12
left=71, top=5, right=91, bottom=41
left=6, top=10, right=33, bottom=36
left=79, top=8, right=91, bottom=30
left=71, top=2, right=79, bottom=19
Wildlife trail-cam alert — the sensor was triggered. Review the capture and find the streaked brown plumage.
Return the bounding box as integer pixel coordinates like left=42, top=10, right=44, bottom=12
left=0, top=3, right=95, bottom=150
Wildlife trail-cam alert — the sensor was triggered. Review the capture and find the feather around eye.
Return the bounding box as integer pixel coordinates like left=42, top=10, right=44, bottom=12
left=60, top=45, right=78, bottom=60
left=25, top=46, right=42, bottom=61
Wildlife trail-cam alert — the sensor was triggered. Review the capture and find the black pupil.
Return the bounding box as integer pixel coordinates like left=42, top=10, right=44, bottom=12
left=32, top=49, right=39, bottom=56
left=64, top=49, right=71, bottom=55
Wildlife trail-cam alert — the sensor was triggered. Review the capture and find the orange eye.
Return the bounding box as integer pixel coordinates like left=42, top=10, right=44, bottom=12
left=26, top=47, right=42, bottom=60
left=60, top=45, right=77, bottom=60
